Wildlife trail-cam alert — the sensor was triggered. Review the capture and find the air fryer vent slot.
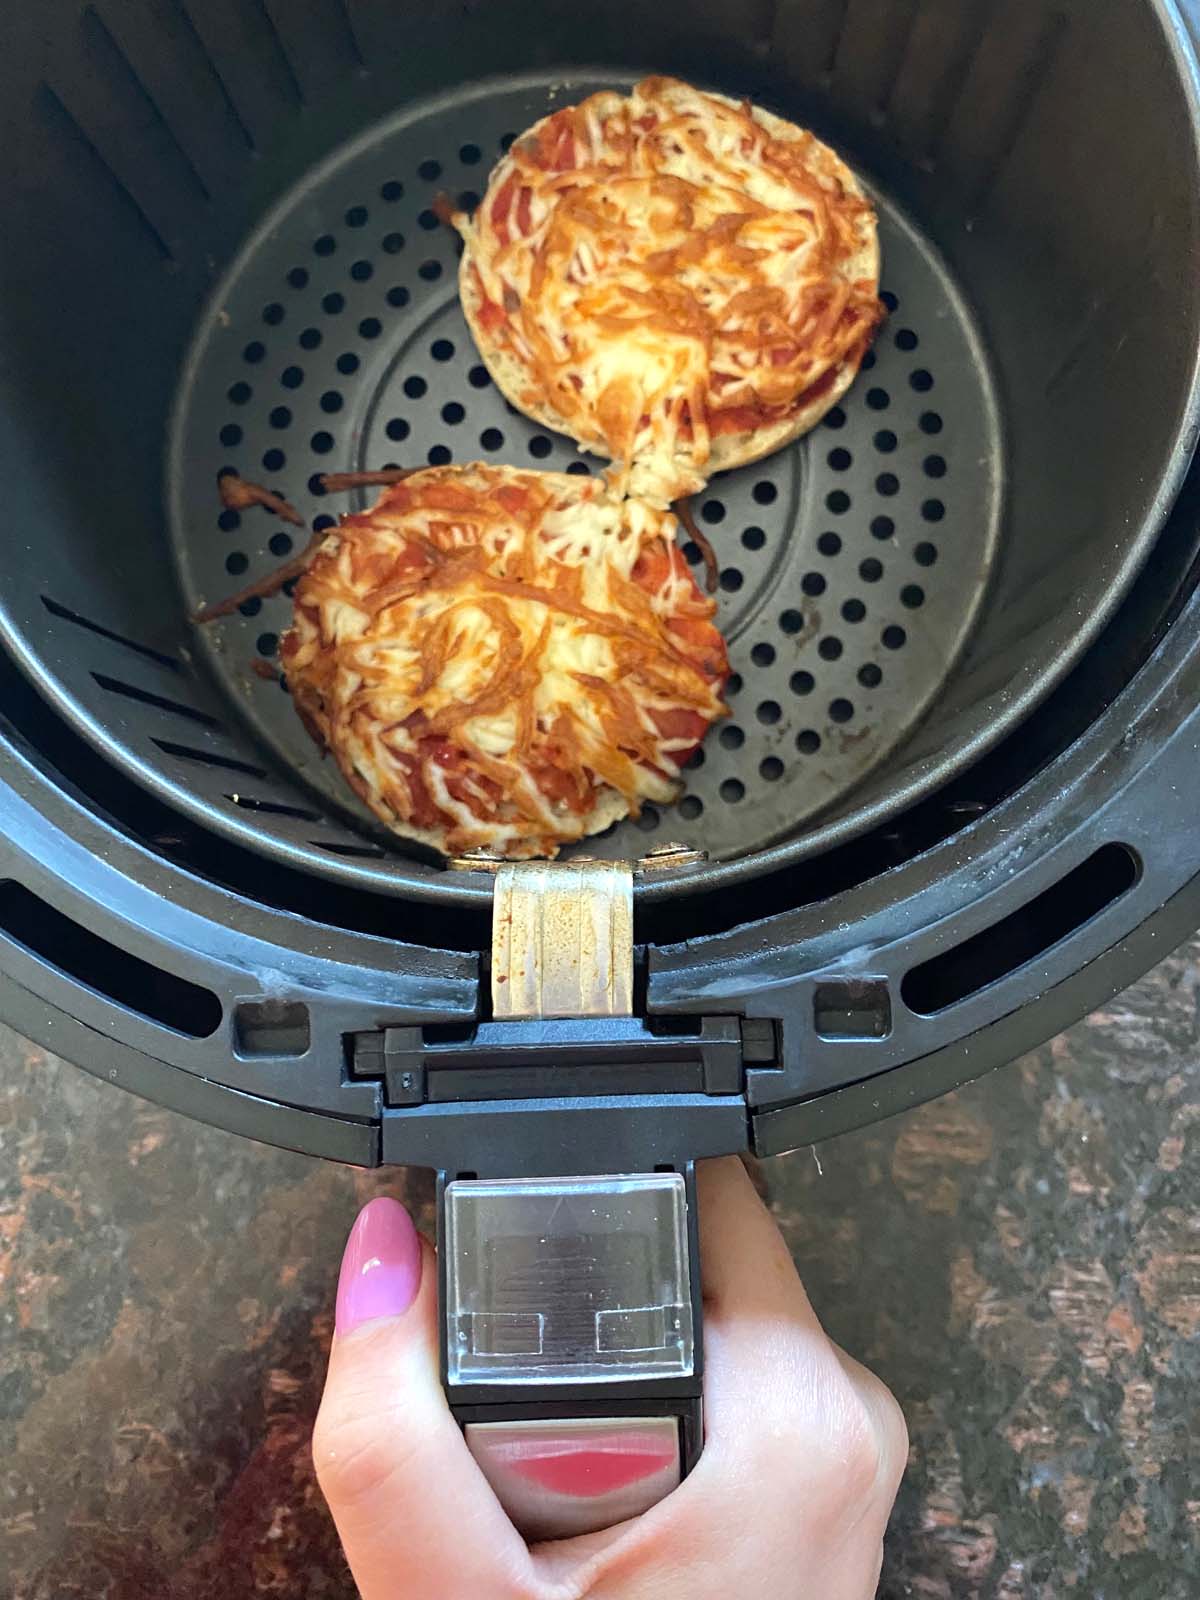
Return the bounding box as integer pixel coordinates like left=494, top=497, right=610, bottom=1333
left=0, top=879, right=221, bottom=1037
left=41, top=595, right=179, bottom=670
left=901, top=844, right=1141, bottom=1015
left=90, top=671, right=222, bottom=729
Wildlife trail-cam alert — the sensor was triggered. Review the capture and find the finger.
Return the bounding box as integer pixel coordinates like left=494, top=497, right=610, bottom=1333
left=313, top=1198, right=531, bottom=1600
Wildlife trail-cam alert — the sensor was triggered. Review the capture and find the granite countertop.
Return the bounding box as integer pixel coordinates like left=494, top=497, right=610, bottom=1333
left=2, top=940, right=1198, bottom=1598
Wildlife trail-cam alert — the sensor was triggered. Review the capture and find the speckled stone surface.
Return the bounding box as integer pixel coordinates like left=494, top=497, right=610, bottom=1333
left=2, top=941, right=1198, bottom=1598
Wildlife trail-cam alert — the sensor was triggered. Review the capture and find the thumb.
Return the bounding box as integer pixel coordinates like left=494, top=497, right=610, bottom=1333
left=313, top=1197, right=530, bottom=1600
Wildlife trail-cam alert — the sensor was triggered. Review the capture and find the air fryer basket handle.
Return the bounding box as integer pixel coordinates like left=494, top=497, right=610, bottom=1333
left=436, top=1165, right=704, bottom=1541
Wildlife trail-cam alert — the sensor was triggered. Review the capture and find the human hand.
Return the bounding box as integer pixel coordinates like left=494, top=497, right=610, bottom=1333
left=314, top=1157, right=907, bottom=1599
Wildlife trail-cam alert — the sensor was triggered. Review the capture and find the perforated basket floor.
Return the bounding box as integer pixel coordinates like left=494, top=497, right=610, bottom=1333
left=168, top=71, right=1002, bottom=870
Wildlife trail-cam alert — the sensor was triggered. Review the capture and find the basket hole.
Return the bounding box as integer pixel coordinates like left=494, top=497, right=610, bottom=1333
left=418, top=157, right=442, bottom=180
left=344, top=205, right=368, bottom=228
left=299, top=327, right=322, bottom=350
left=815, top=979, right=891, bottom=1040
left=386, top=417, right=410, bottom=441
left=359, top=316, right=383, bottom=339
left=882, top=624, right=907, bottom=650
left=382, top=233, right=405, bottom=255
left=468, top=364, right=491, bottom=388
left=227, top=381, right=252, bottom=406
left=499, top=131, right=517, bottom=151
left=268, top=533, right=293, bottom=557
left=756, top=700, right=781, bottom=725
left=268, top=406, right=292, bottom=430
left=901, top=585, right=926, bottom=609
left=924, top=454, right=947, bottom=479
left=311, top=431, right=335, bottom=454
left=829, top=697, right=854, bottom=724
left=719, top=725, right=744, bottom=750
left=256, top=631, right=278, bottom=657
left=759, top=757, right=784, bottom=782
left=914, top=542, right=939, bottom=567
left=751, top=642, right=776, bottom=667
left=801, top=572, right=826, bottom=597
left=262, top=302, right=285, bottom=326
left=858, top=662, right=883, bottom=688
left=910, top=369, right=934, bottom=393
left=337, top=352, right=360, bottom=376
left=322, top=292, right=345, bottom=315
left=874, top=430, right=897, bottom=453
left=825, top=490, right=850, bottom=515
left=685, top=747, right=705, bottom=770
left=818, top=636, right=843, bottom=661
left=701, top=499, right=726, bottom=525
left=817, top=531, right=842, bottom=557
left=262, top=448, right=286, bottom=473
left=719, top=779, right=745, bottom=804
left=431, top=338, right=455, bottom=362
left=678, top=795, right=703, bottom=820
left=460, top=142, right=482, bottom=165
left=90, top=672, right=220, bottom=730
left=828, top=447, right=852, bottom=471
left=876, top=473, right=899, bottom=497
left=442, top=401, right=465, bottom=425
left=234, top=999, right=310, bottom=1057
left=287, top=267, right=309, bottom=289
left=841, top=598, right=866, bottom=623
left=404, top=375, right=427, bottom=399
left=719, top=568, right=744, bottom=592
left=859, top=558, right=883, bottom=582
left=922, top=499, right=946, bottom=523
left=225, top=551, right=248, bottom=575
left=349, top=260, right=373, bottom=283
left=419, top=260, right=443, bottom=281
left=881, top=290, right=899, bottom=312
left=313, top=234, right=336, bottom=257
left=381, top=179, right=404, bottom=201
left=895, top=328, right=918, bottom=352
left=824, top=406, right=847, bottom=430
left=312, top=515, right=337, bottom=533
left=866, top=388, right=890, bottom=411
left=796, top=729, right=821, bottom=754
left=727, top=672, right=743, bottom=695
left=418, top=208, right=440, bottom=231
left=281, top=365, right=304, bottom=389
left=242, top=341, right=265, bottom=365
left=566, top=460, right=591, bottom=475
left=742, top=526, right=766, bottom=550
left=428, top=445, right=452, bottom=465
left=790, top=670, right=814, bottom=696
left=635, top=805, right=661, bottom=833
left=752, top=481, right=777, bottom=506
left=871, top=516, right=895, bottom=541
left=386, top=286, right=410, bottom=308
left=779, top=609, right=804, bottom=634
left=920, top=411, right=944, bottom=435
left=528, top=435, right=553, bottom=458
left=219, top=423, right=242, bottom=447
left=217, top=509, right=240, bottom=533
left=480, top=427, right=504, bottom=451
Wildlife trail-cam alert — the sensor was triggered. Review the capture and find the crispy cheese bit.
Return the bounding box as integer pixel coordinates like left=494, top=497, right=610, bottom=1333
left=458, top=76, right=882, bottom=505
left=281, top=464, right=729, bottom=860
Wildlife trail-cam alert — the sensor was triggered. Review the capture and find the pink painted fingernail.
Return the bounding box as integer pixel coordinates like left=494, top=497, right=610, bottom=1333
left=335, top=1196, right=422, bottom=1335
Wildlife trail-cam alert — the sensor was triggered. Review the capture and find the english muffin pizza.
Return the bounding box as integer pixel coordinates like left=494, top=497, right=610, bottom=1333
left=455, top=76, right=882, bottom=504
left=281, top=464, right=729, bottom=859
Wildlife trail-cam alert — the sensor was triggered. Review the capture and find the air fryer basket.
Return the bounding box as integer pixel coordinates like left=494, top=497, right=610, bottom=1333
left=1, top=0, right=1200, bottom=1181
left=2, top=0, right=1198, bottom=910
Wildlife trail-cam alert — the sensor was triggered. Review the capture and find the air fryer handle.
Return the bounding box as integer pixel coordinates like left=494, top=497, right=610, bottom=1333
left=437, top=1166, right=704, bottom=1542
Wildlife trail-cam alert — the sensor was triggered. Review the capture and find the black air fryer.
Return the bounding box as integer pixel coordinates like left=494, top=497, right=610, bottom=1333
left=3, top=0, right=1200, bottom=1537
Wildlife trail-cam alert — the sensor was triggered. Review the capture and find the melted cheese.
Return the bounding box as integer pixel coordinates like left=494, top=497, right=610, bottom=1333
left=282, top=464, right=728, bottom=858
left=458, top=76, right=882, bottom=506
